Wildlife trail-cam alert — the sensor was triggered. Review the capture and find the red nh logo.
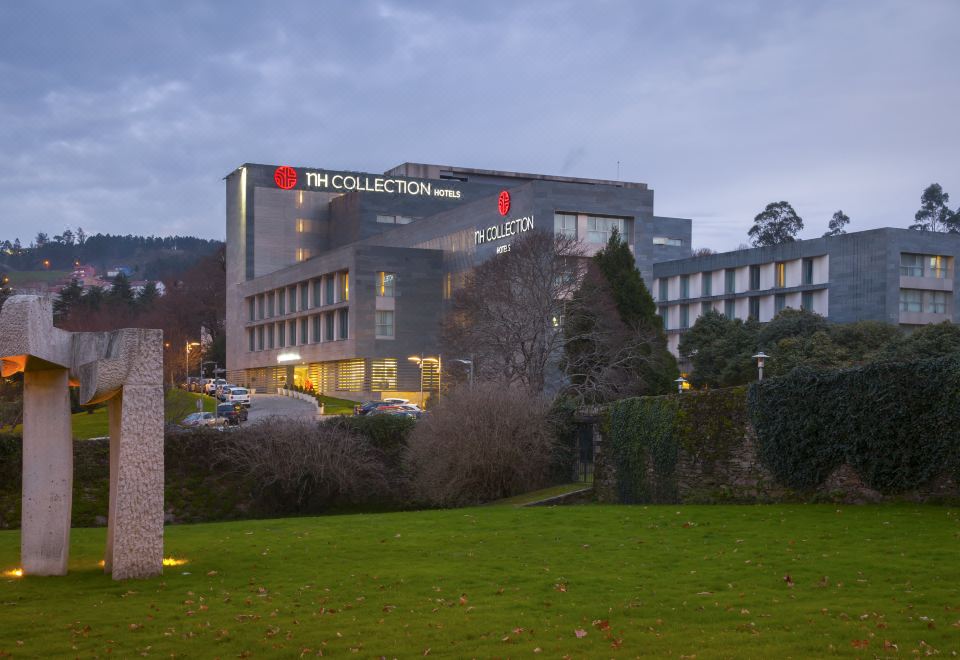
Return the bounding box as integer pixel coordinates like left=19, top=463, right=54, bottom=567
left=498, top=190, right=510, bottom=216
left=274, top=166, right=297, bottom=190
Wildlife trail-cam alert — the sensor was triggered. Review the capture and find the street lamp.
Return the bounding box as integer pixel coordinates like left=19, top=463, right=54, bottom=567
left=752, top=352, right=770, bottom=381
left=452, top=358, right=474, bottom=388
left=674, top=376, right=688, bottom=394
left=408, top=355, right=441, bottom=408
left=185, top=341, right=200, bottom=384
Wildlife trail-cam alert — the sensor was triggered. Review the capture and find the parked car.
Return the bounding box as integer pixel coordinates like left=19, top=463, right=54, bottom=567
left=215, top=383, right=237, bottom=401
left=356, top=398, right=412, bottom=416
left=180, top=412, right=219, bottom=427
left=217, top=402, right=247, bottom=425
left=205, top=378, right=226, bottom=395
left=368, top=403, right=423, bottom=419
left=225, top=387, right=251, bottom=407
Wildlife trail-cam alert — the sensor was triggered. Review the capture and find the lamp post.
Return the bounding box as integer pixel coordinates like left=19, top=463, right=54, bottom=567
left=452, top=358, right=474, bottom=388
left=185, top=341, right=200, bottom=384
left=752, top=352, right=770, bottom=381
left=408, top=355, right=441, bottom=408
left=674, top=376, right=688, bottom=394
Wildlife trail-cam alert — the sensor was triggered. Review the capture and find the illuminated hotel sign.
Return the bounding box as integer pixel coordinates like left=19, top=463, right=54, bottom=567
left=475, top=214, right=535, bottom=246
left=273, top=165, right=461, bottom=199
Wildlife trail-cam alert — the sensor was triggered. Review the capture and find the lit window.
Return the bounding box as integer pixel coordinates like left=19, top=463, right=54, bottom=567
left=554, top=212, right=577, bottom=238
left=928, top=255, right=948, bottom=279
left=775, top=263, right=786, bottom=288
left=377, top=272, right=396, bottom=297
left=336, top=359, right=365, bottom=391
left=371, top=359, right=398, bottom=391
left=376, top=310, right=395, bottom=337
left=900, top=289, right=922, bottom=313
left=338, top=272, right=349, bottom=302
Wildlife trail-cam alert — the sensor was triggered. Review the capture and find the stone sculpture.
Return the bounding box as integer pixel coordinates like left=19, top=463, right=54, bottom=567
left=0, top=295, right=163, bottom=579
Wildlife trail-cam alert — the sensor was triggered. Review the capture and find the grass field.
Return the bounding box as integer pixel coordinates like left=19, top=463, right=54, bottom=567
left=1, top=505, right=958, bottom=657
left=4, top=269, right=70, bottom=285
left=316, top=394, right=357, bottom=415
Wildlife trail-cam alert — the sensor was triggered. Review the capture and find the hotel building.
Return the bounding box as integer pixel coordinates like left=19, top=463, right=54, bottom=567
left=225, top=162, right=691, bottom=398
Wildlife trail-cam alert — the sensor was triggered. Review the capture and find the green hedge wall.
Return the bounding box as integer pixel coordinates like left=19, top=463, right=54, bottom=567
left=748, top=355, right=960, bottom=494
left=607, top=387, right=748, bottom=503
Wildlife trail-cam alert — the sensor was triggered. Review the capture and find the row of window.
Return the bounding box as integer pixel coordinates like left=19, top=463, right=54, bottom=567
left=247, top=271, right=399, bottom=322
left=247, top=309, right=400, bottom=352
left=376, top=214, right=416, bottom=225
left=552, top=212, right=629, bottom=243
left=659, top=259, right=818, bottom=302
left=899, top=289, right=949, bottom=314
left=900, top=253, right=951, bottom=279
left=661, top=292, right=816, bottom=330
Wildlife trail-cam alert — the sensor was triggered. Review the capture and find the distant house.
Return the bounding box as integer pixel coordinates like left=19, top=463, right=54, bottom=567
left=130, top=280, right=166, bottom=297
left=105, top=266, right=133, bottom=279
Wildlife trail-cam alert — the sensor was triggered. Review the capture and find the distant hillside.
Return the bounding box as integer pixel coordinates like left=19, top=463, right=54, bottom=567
left=0, top=232, right=223, bottom=285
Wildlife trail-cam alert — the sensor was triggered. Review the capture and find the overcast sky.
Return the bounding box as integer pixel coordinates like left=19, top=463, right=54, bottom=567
left=1, top=1, right=957, bottom=251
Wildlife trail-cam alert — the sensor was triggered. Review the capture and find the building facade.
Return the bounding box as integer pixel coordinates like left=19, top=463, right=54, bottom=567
left=652, top=228, right=960, bottom=356
left=225, top=162, right=691, bottom=397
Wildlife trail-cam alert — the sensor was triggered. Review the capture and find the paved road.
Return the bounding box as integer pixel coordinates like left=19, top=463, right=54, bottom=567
left=245, top=394, right=318, bottom=423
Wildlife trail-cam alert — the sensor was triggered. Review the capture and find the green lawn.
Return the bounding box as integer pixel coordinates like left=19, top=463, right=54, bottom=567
left=5, top=269, right=70, bottom=285
left=316, top=394, right=357, bottom=415
left=493, top=480, right=593, bottom=506
left=1, top=505, right=958, bottom=657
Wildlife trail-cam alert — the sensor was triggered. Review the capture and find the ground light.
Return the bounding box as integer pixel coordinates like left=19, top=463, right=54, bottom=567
left=162, top=557, right=188, bottom=567
left=752, top=351, right=770, bottom=381
left=3, top=567, right=23, bottom=578
left=674, top=376, right=688, bottom=394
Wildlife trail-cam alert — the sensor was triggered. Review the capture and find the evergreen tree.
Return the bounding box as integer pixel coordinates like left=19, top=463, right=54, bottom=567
left=107, top=272, right=135, bottom=306
left=823, top=210, right=850, bottom=237
left=136, top=281, right=159, bottom=308
left=54, top=279, right=84, bottom=322
left=910, top=183, right=959, bottom=233
left=748, top=201, right=804, bottom=247
left=592, top=228, right=660, bottom=329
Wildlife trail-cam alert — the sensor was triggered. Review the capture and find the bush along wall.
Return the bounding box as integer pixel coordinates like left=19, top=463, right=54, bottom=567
left=748, top=354, right=960, bottom=495
left=600, top=355, right=960, bottom=504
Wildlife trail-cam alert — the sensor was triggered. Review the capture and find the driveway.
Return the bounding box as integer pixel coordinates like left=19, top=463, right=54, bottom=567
left=246, top=394, right=318, bottom=423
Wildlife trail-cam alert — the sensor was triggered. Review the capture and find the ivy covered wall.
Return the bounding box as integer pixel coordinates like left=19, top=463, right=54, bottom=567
left=599, top=355, right=960, bottom=504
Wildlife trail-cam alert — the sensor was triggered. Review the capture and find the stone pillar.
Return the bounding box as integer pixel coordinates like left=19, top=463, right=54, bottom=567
left=21, top=368, right=73, bottom=576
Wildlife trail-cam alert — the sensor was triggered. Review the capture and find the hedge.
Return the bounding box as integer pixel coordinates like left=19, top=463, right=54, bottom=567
left=749, top=354, right=960, bottom=494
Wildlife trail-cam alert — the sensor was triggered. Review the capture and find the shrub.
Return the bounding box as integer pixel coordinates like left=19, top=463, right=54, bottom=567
left=404, top=384, right=556, bottom=507
left=218, top=417, right=389, bottom=511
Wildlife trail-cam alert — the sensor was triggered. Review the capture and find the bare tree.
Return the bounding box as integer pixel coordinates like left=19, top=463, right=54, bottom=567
left=404, top=384, right=556, bottom=506
left=441, top=231, right=583, bottom=392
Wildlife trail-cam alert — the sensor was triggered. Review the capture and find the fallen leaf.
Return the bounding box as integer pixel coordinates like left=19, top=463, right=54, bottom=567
left=850, top=639, right=869, bottom=649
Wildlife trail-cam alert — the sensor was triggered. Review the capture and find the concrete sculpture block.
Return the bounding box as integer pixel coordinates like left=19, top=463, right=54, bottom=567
left=0, top=295, right=164, bottom=579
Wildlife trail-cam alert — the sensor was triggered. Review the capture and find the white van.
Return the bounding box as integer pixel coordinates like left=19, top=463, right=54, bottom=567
left=205, top=378, right=226, bottom=395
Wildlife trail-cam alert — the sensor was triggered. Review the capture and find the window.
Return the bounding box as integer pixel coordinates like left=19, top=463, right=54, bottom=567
left=313, top=279, right=322, bottom=308
left=901, top=253, right=923, bottom=277
left=775, top=262, right=786, bottom=288
left=652, top=237, right=683, bottom=246
left=248, top=298, right=255, bottom=322
left=266, top=324, right=274, bottom=349
left=724, top=269, right=736, bottom=294
left=660, top=306, right=669, bottom=330
left=658, top=279, right=668, bottom=301
left=748, top=297, right=760, bottom=320
left=277, top=322, right=285, bottom=348
left=312, top=315, right=321, bottom=343
left=377, top=272, right=396, bottom=297
left=396, top=215, right=413, bottom=225
left=376, top=310, right=394, bottom=337
left=338, top=308, right=349, bottom=339
left=554, top=212, right=577, bottom=238
left=801, top=291, right=813, bottom=311
left=266, top=292, right=274, bottom=318
left=376, top=214, right=395, bottom=224
left=257, top=295, right=265, bottom=319
left=300, top=317, right=308, bottom=345
left=325, top=313, right=334, bottom=341
left=927, top=290, right=947, bottom=314
left=701, top=273, right=712, bottom=297
left=288, top=286, right=297, bottom=313
left=928, top=255, right=949, bottom=279
left=257, top=326, right=264, bottom=351
left=289, top=320, right=297, bottom=346
left=749, top=265, right=760, bottom=291
left=338, top=272, right=349, bottom=302
left=701, top=301, right=712, bottom=316
left=802, top=258, right=814, bottom=285
left=679, top=304, right=690, bottom=329
left=300, top=283, right=308, bottom=310
left=371, top=359, right=398, bottom=391
left=774, top=293, right=786, bottom=315
left=277, top=290, right=285, bottom=316
left=325, top=275, right=334, bottom=306
left=724, top=299, right=735, bottom=320
left=248, top=329, right=254, bottom=352
left=586, top=215, right=625, bottom=243
left=680, top=275, right=690, bottom=299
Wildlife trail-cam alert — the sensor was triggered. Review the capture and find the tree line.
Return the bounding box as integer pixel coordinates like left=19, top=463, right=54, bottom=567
left=747, top=182, right=959, bottom=247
